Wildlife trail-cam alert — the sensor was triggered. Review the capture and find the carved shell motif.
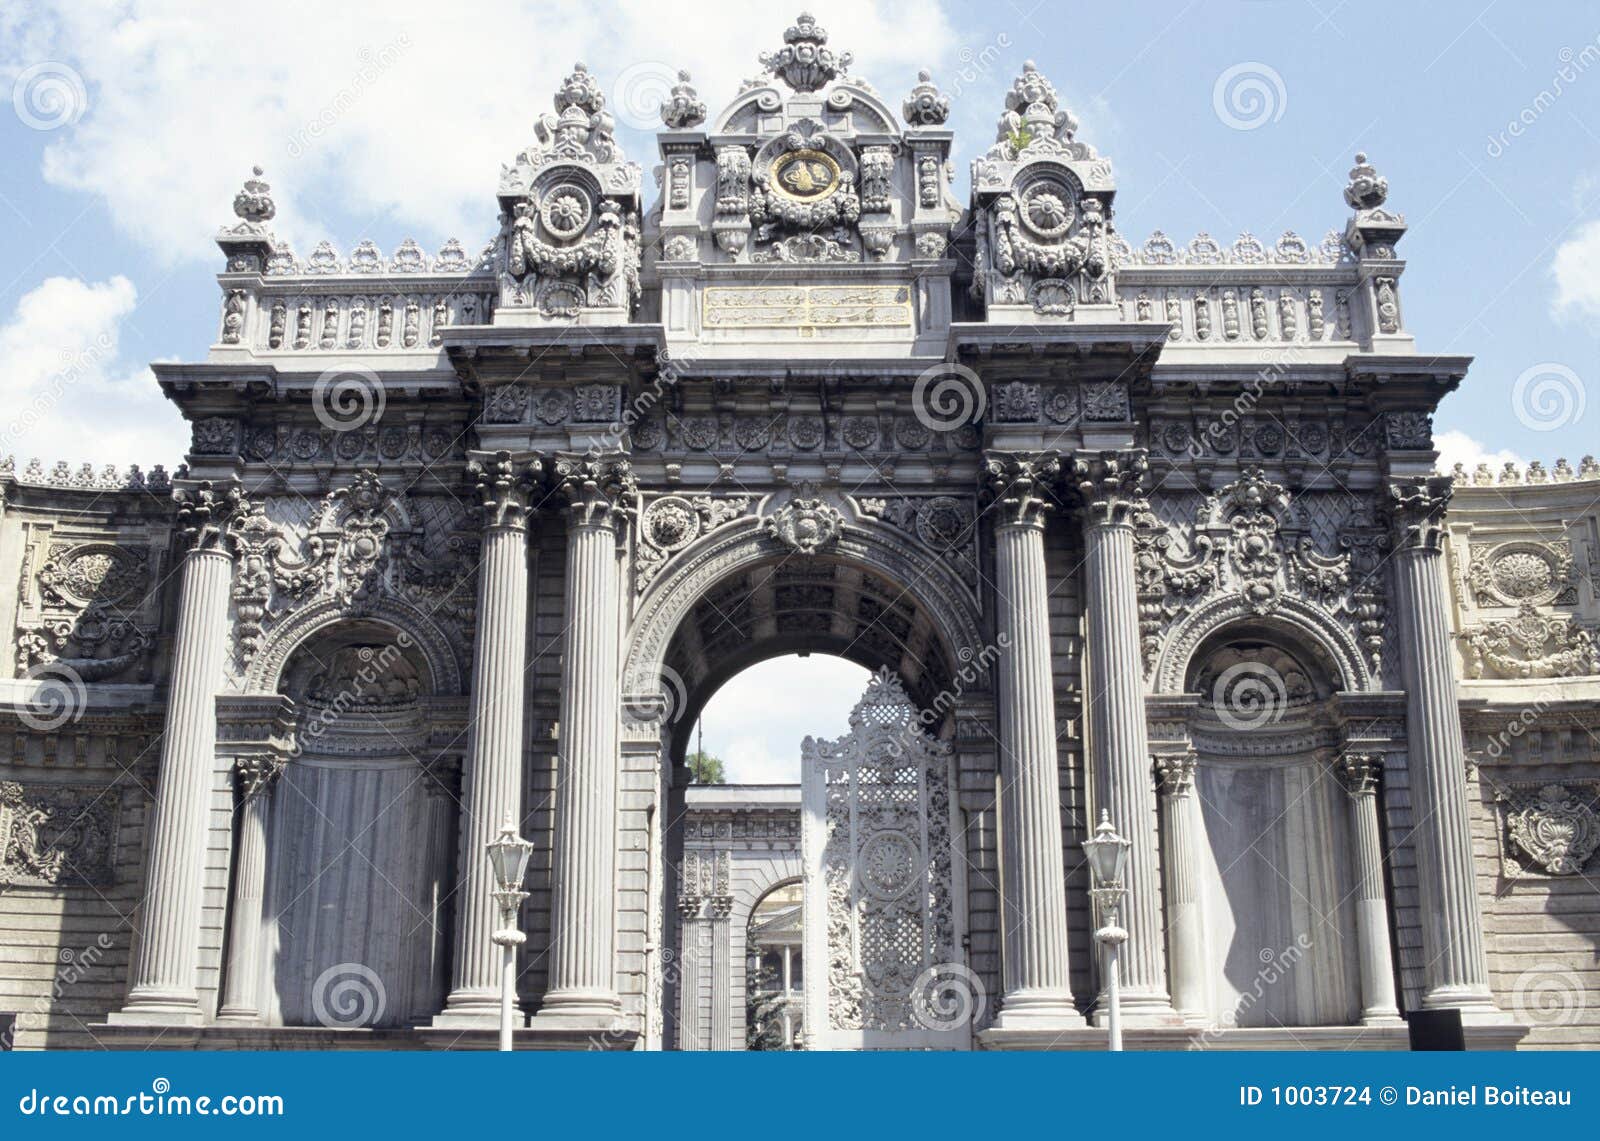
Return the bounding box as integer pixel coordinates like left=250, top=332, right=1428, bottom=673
left=1506, top=785, right=1600, bottom=875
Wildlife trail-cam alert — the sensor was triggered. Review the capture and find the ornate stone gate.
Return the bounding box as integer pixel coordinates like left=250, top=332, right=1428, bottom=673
left=801, top=669, right=970, bottom=1050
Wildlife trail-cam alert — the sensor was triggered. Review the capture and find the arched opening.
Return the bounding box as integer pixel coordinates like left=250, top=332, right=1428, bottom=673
left=256, top=621, right=456, bottom=1028
left=744, top=881, right=804, bottom=1050
left=651, top=549, right=979, bottom=1050
left=1181, top=623, right=1363, bottom=1029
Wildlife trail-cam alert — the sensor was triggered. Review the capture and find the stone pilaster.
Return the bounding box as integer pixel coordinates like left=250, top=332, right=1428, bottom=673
left=217, top=756, right=285, bottom=1022
left=438, top=452, right=539, bottom=1024
left=1334, top=752, right=1401, bottom=1024
left=112, top=483, right=247, bottom=1026
left=1387, top=477, right=1499, bottom=1016
left=1073, top=450, right=1177, bottom=1023
left=982, top=453, right=1083, bottom=1030
left=534, top=451, right=635, bottom=1029
left=708, top=894, right=733, bottom=1051
left=1154, top=751, right=1206, bottom=1022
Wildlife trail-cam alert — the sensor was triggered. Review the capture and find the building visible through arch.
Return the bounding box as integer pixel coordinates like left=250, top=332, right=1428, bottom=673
left=4, top=12, right=1600, bottom=1051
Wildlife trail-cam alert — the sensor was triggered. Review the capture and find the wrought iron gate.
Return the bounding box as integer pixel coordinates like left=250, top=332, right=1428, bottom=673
left=801, top=668, right=971, bottom=1049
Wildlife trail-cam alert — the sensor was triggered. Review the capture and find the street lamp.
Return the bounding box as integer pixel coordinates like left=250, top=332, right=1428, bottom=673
left=486, top=812, right=533, bottom=1052
left=1082, top=809, right=1132, bottom=1052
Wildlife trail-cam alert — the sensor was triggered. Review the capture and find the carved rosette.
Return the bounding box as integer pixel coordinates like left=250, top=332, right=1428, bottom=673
left=981, top=452, right=1061, bottom=528
left=552, top=451, right=637, bottom=530
left=1388, top=476, right=1451, bottom=553
left=764, top=498, right=843, bottom=555
left=1071, top=449, right=1147, bottom=528
left=468, top=451, right=543, bottom=531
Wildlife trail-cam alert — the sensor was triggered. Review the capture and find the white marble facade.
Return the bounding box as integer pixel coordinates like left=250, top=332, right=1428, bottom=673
left=1, top=14, right=1597, bottom=1051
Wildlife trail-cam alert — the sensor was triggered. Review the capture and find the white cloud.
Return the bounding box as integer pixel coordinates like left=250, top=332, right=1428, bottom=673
left=1433, top=428, right=1524, bottom=476
left=5, top=1, right=958, bottom=263
left=1552, top=218, right=1600, bottom=318
left=0, top=275, right=187, bottom=468
left=695, top=656, right=872, bottom=784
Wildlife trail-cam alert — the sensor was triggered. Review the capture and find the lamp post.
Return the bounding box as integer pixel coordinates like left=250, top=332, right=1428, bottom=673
left=1082, top=809, right=1132, bottom=1052
left=486, top=813, right=533, bottom=1052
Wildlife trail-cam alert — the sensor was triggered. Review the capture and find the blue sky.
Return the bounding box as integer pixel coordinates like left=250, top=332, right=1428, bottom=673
left=4, top=1, right=1597, bottom=775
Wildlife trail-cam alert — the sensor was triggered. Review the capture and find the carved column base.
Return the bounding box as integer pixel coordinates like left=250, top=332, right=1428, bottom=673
left=105, top=996, right=208, bottom=1028
left=991, top=989, right=1085, bottom=1031
left=529, top=990, right=624, bottom=1034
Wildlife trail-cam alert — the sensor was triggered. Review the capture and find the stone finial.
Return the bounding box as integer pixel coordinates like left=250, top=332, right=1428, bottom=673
left=554, top=62, right=605, bottom=115
left=759, top=11, right=852, bottom=92
left=903, top=69, right=950, bottom=126
left=1343, top=152, right=1388, bottom=211
left=660, top=69, right=707, bottom=129
left=232, top=165, right=275, bottom=225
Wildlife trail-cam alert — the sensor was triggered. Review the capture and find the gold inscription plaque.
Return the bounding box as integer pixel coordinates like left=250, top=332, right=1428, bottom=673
left=771, top=149, right=841, bottom=202
left=703, top=285, right=913, bottom=333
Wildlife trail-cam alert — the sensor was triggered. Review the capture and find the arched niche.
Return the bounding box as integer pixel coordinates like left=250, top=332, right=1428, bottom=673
left=255, top=619, right=457, bottom=1029
left=1178, top=622, right=1365, bottom=1030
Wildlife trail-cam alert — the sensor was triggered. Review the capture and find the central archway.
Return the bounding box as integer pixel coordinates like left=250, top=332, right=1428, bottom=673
left=625, top=507, right=989, bottom=1050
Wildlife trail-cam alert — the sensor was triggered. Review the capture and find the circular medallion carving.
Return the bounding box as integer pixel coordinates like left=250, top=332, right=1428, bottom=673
left=536, top=390, right=572, bottom=425
left=915, top=497, right=967, bottom=552
left=1019, top=182, right=1074, bottom=239
left=539, top=184, right=592, bottom=241
left=789, top=416, right=824, bottom=450
left=771, top=149, right=841, bottom=202
left=858, top=831, right=919, bottom=900
left=642, top=497, right=700, bottom=552
left=1492, top=550, right=1555, bottom=601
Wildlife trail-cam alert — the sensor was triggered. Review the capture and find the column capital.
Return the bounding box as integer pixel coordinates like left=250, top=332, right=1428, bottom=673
left=1335, top=751, right=1383, bottom=796
left=981, top=451, right=1061, bottom=528
left=553, top=450, right=637, bottom=529
left=467, top=450, right=544, bottom=530
left=174, top=480, right=252, bottom=553
left=1153, top=750, right=1198, bottom=798
left=1387, top=475, right=1451, bottom=552
left=1071, top=449, right=1149, bottom=528
left=234, top=755, right=286, bottom=801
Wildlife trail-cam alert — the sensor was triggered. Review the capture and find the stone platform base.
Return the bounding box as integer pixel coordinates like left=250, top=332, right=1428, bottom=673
left=979, top=1024, right=1416, bottom=1051
left=88, top=1023, right=640, bottom=1052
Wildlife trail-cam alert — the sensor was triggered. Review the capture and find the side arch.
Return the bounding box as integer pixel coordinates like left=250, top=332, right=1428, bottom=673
left=243, top=595, right=464, bottom=696
left=1153, top=593, right=1372, bottom=695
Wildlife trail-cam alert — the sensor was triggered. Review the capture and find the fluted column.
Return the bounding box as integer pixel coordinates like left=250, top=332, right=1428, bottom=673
left=217, top=756, right=284, bottom=1022
left=438, top=453, right=538, bottom=1023
left=1335, top=752, right=1401, bottom=1023
left=1154, top=751, right=1206, bottom=1022
left=1388, top=477, right=1498, bottom=1014
left=534, top=452, right=635, bottom=1028
left=113, top=483, right=246, bottom=1026
left=983, top=454, right=1082, bottom=1030
left=709, top=896, right=733, bottom=1050
left=1073, top=450, right=1177, bottom=1023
